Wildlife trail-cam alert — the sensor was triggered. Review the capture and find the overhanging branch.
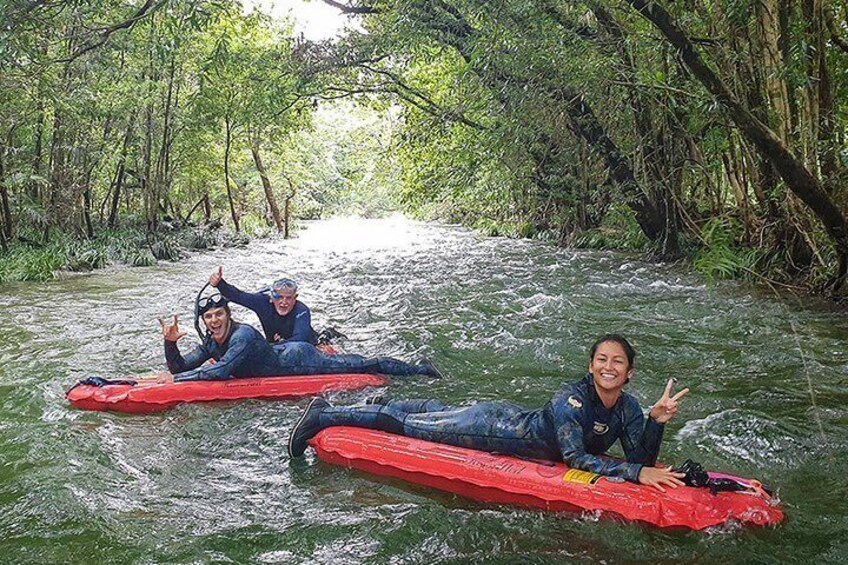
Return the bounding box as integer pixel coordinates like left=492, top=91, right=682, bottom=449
left=320, top=0, right=380, bottom=15
left=56, top=0, right=168, bottom=63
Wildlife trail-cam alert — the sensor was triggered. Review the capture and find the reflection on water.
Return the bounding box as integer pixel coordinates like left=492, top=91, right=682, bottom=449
left=0, top=216, right=846, bottom=563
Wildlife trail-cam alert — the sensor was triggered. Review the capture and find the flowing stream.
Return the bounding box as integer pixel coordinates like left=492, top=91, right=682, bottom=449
left=0, top=216, right=846, bottom=564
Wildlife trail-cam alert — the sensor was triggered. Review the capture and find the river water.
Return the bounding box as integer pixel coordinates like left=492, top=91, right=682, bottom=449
left=0, top=216, right=846, bottom=564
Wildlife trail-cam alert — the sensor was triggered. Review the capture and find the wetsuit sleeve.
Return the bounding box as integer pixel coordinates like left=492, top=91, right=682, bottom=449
left=217, top=279, right=269, bottom=311
left=551, top=394, right=644, bottom=483
left=618, top=398, right=665, bottom=467
left=288, top=303, right=313, bottom=343
left=165, top=340, right=210, bottom=374
left=173, top=327, right=254, bottom=382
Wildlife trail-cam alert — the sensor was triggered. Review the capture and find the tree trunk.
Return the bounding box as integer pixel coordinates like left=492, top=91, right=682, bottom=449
left=558, top=90, right=664, bottom=242
left=729, top=12, right=782, bottom=226
left=31, top=100, right=45, bottom=202
left=625, top=0, right=848, bottom=289
left=754, top=0, right=792, bottom=144
left=282, top=174, right=296, bottom=239
left=46, top=106, right=65, bottom=242
left=153, top=55, right=177, bottom=232
left=722, top=149, right=752, bottom=237
left=143, top=98, right=154, bottom=231
left=82, top=172, right=95, bottom=239
left=0, top=138, right=12, bottom=241
left=203, top=193, right=211, bottom=223
left=108, top=111, right=137, bottom=228
left=803, top=0, right=838, bottom=182
left=224, top=117, right=240, bottom=232
left=251, top=141, right=284, bottom=232
left=185, top=195, right=207, bottom=224
left=590, top=2, right=678, bottom=253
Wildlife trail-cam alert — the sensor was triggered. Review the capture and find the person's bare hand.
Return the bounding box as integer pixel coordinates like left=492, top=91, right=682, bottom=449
left=158, top=315, right=187, bottom=343
left=638, top=465, right=686, bottom=492
left=209, top=266, right=223, bottom=287
left=155, top=371, right=174, bottom=384
left=649, top=378, right=690, bottom=424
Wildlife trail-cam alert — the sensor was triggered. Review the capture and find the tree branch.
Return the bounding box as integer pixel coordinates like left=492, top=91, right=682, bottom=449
left=56, top=0, right=168, bottom=63
left=320, top=0, right=380, bottom=14
left=358, top=64, right=485, bottom=129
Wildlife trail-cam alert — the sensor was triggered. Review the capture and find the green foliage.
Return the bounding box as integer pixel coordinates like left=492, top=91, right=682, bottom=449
left=570, top=206, right=652, bottom=252
left=181, top=226, right=220, bottom=250
left=692, top=218, right=764, bottom=283
left=0, top=223, right=254, bottom=283
left=0, top=246, right=65, bottom=283
left=126, top=250, right=158, bottom=268
left=65, top=241, right=108, bottom=271
left=149, top=237, right=182, bottom=262
left=473, top=218, right=506, bottom=237
left=278, top=100, right=405, bottom=220
left=239, top=214, right=274, bottom=238
left=516, top=221, right=537, bottom=239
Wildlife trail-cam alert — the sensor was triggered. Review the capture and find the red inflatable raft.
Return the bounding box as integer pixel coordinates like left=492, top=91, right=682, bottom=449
left=309, top=427, right=784, bottom=530
left=67, top=373, right=388, bottom=414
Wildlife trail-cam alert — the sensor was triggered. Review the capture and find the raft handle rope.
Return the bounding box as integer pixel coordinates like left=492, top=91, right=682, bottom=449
left=66, top=376, right=138, bottom=394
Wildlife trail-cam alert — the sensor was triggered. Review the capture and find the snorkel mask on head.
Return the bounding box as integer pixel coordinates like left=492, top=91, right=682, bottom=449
left=270, top=277, right=298, bottom=299
left=198, top=294, right=229, bottom=314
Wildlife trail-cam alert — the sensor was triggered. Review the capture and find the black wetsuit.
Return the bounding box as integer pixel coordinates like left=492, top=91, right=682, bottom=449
left=217, top=279, right=317, bottom=344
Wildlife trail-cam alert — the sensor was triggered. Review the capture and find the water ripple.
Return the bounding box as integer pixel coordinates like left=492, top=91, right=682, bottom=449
left=0, top=217, right=847, bottom=563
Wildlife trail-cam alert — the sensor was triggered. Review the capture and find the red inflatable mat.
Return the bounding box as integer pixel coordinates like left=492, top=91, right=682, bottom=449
left=67, top=373, right=388, bottom=414
left=309, top=427, right=784, bottom=530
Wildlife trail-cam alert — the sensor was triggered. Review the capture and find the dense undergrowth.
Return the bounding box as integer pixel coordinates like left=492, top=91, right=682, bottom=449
left=0, top=220, right=262, bottom=284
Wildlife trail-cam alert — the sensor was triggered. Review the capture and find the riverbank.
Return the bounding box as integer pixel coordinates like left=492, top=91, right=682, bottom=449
left=0, top=222, right=256, bottom=284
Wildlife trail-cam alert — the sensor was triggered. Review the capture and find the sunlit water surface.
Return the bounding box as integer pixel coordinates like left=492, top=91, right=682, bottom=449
left=0, top=216, right=846, bottom=564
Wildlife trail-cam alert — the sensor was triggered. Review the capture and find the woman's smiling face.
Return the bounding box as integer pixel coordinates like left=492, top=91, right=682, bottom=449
left=589, top=340, right=633, bottom=394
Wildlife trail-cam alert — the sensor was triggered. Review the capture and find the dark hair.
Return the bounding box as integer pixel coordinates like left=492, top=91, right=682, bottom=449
left=200, top=302, right=231, bottom=318
left=589, top=334, right=635, bottom=368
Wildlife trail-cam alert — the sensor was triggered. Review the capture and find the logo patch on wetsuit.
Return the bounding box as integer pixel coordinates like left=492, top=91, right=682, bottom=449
left=593, top=422, right=609, bottom=435
left=567, top=396, right=582, bottom=408
left=562, top=469, right=602, bottom=484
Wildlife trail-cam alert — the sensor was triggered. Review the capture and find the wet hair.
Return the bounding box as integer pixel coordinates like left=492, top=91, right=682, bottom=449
left=589, top=334, right=635, bottom=368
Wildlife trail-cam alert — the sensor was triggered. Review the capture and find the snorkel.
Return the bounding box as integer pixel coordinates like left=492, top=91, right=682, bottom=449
left=194, top=282, right=210, bottom=340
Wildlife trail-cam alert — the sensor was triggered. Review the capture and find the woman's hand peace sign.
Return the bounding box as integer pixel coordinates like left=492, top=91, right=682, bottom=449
left=159, top=314, right=187, bottom=343
left=649, top=378, right=690, bottom=424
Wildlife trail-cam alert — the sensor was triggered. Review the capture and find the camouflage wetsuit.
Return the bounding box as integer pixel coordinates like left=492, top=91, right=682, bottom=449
left=307, top=374, right=664, bottom=482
